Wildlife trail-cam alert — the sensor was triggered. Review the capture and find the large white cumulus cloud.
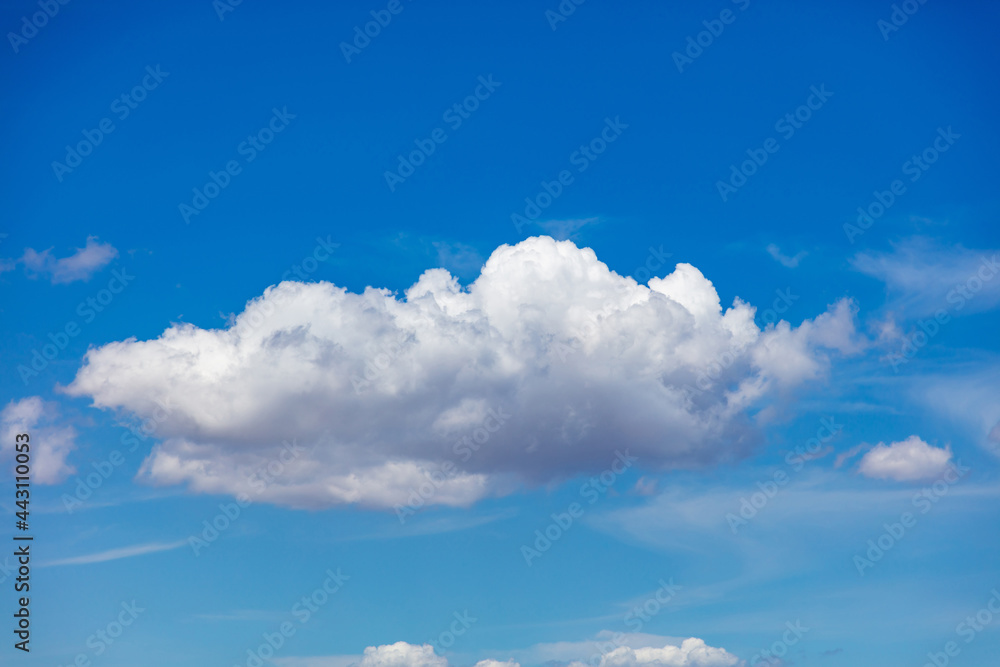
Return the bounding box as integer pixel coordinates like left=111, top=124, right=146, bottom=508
left=64, top=237, right=857, bottom=509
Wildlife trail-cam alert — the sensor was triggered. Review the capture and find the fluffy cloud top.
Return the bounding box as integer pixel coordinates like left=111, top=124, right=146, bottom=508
left=65, top=237, right=857, bottom=509
left=358, top=643, right=448, bottom=667
left=1, top=396, right=77, bottom=484
left=325, top=639, right=739, bottom=667
left=857, top=435, right=952, bottom=481
left=573, top=639, right=740, bottom=667
left=18, top=235, right=118, bottom=284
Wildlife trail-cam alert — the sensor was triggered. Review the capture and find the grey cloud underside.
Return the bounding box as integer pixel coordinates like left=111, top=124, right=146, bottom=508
left=65, top=237, right=857, bottom=509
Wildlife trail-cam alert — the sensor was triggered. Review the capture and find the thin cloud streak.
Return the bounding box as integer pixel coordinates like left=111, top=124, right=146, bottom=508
left=41, top=540, right=187, bottom=567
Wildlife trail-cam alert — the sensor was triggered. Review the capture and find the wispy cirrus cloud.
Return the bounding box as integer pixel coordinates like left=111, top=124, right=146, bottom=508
left=41, top=540, right=187, bottom=567
left=910, top=362, right=1000, bottom=453
left=534, top=217, right=599, bottom=241
left=851, top=237, right=1000, bottom=319
left=10, top=235, right=118, bottom=284
left=766, top=243, right=806, bottom=268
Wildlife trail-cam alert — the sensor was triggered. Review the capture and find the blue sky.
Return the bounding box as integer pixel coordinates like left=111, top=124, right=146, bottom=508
left=2, top=0, right=1000, bottom=665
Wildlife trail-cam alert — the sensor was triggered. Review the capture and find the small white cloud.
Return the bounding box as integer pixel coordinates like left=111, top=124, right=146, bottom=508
left=575, top=639, right=741, bottom=667
left=19, top=236, right=117, bottom=284
left=766, top=243, right=807, bottom=268
left=858, top=435, right=952, bottom=481
left=0, top=397, right=77, bottom=484
left=520, top=634, right=740, bottom=667
left=359, top=643, right=448, bottom=667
